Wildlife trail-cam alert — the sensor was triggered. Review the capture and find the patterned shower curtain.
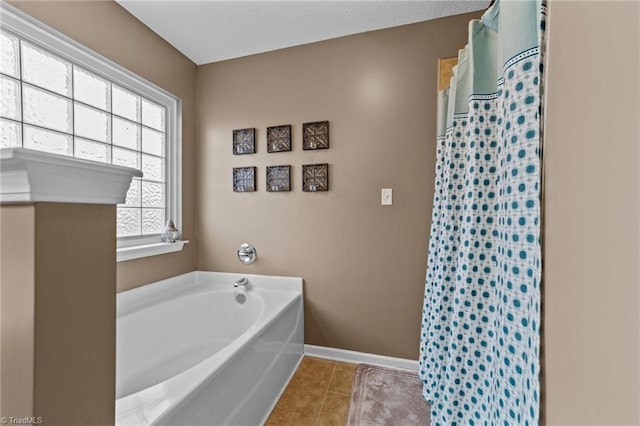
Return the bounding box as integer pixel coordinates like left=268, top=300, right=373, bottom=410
left=419, top=1, right=545, bottom=425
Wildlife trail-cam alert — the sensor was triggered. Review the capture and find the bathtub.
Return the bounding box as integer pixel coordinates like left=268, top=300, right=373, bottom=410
left=115, top=271, right=304, bottom=425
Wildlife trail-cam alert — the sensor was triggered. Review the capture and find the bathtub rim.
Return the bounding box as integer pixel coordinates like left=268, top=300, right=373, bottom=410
left=117, top=270, right=303, bottom=318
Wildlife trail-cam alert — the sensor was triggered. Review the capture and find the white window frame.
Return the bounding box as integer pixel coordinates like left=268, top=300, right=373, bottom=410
left=1, top=3, right=185, bottom=261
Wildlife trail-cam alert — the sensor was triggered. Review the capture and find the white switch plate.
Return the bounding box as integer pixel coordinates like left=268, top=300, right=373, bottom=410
left=381, top=188, right=393, bottom=205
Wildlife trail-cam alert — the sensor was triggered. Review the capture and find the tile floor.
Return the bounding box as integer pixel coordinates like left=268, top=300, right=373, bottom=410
left=266, top=357, right=356, bottom=425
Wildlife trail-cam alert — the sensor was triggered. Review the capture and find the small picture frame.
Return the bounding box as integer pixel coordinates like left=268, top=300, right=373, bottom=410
left=267, top=125, right=292, bottom=153
left=233, top=128, right=256, bottom=155
left=303, top=121, right=329, bottom=150
left=233, top=166, right=256, bottom=192
left=302, top=163, right=329, bottom=192
left=266, top=165, right=291, bottom=192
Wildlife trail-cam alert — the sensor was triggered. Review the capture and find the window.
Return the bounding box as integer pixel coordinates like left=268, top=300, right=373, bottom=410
left=1, top=4, right=183, bottom=260
left=1, top=33, right=168, bottom=237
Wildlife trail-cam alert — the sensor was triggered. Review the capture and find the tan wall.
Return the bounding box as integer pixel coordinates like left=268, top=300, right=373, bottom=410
left=196, top=13, right=477, bottom=359
left=0, top=203, right=117, bottom=425
left=0, top=205, right=36, bottom=418
left=543, top=1, right=640, bottom=425
left=34, top=203, right=117, bottom=425
left=9, top=1, right=199, bottom=292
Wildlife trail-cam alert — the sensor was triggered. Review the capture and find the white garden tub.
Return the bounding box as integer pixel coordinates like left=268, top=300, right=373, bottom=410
left=115, top=271, right=303, bottom=425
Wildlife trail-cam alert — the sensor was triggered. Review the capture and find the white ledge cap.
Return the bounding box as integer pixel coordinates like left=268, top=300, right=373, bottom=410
left=0, top=148, right=143, bottom=205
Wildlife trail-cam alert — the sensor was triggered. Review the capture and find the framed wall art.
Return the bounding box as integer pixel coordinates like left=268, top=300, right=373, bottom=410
left=266, top=165, right=291, bottom=192
left=302, top=163, right=329, bottom=192
left=302, top=121, right=329, bottom=150
left=233, top=166, right=256, bottom=192
left=267, top=125, right=292, bottom=153
left=232, top=128, right=256, bottom=155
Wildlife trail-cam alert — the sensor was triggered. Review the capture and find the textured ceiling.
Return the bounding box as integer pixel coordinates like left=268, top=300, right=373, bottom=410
left=116, top=1, right=488, bottom=65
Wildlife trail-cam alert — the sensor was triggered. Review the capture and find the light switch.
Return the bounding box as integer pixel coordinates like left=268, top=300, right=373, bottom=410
left=381, top=188, right=393, bottom=205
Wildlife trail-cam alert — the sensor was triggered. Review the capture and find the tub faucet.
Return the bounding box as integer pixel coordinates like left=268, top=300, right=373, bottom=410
left=234, top=277, right=248, bottom=288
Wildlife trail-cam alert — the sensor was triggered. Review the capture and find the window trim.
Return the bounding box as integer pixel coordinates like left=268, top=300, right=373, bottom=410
left=1, top=3, right=183, bottom=259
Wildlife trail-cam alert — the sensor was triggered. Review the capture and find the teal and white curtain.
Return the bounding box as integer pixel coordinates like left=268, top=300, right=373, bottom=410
left=419, top=1, right=546, bottom=424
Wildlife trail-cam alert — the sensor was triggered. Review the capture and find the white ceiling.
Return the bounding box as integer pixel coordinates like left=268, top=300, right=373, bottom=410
left=116, top=1, right=488, bottom=65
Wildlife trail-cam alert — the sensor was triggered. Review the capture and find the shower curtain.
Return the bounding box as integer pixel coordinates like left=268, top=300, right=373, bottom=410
left=419, top=1, right=545, bottom=425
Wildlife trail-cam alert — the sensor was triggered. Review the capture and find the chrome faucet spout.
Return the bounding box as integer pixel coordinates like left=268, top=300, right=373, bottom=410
left=234, top=277, right=248, bottom=288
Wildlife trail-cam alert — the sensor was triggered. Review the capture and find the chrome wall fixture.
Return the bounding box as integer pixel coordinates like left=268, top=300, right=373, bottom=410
left=237, top=243, right=257, bottom=265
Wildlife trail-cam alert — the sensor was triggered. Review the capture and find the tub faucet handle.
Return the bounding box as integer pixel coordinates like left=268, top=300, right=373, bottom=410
left=234, top=277, right=248, bottom=288
left=237, top=243, right=257, bottom=265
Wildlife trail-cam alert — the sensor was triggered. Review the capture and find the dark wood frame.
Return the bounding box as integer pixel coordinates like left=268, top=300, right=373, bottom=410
left=266, top=125, right=292, bottom=153
left=232, top=166, right=256, bottom=192
left=302, top=121, right=329, bottom=150
left=232, top=128, right=256, bottom=155
left=266, top=165, right=291, bottom=192
left=302, top=163, right=329, bottom=192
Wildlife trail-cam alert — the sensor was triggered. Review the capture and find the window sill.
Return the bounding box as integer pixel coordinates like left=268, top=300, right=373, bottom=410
left=117, top=240, right=189, bottom=262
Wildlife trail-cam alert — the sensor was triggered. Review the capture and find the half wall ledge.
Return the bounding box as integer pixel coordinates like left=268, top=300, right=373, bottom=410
left=0, top=147, right=142, bottom=205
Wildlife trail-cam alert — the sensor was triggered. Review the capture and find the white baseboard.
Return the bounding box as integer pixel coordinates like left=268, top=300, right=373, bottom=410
left=304, top=344, right=419, bottom=372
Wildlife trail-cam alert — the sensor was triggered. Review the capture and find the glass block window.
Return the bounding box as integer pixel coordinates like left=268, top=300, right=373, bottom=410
left=0, top=29, right=173, bottom=239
